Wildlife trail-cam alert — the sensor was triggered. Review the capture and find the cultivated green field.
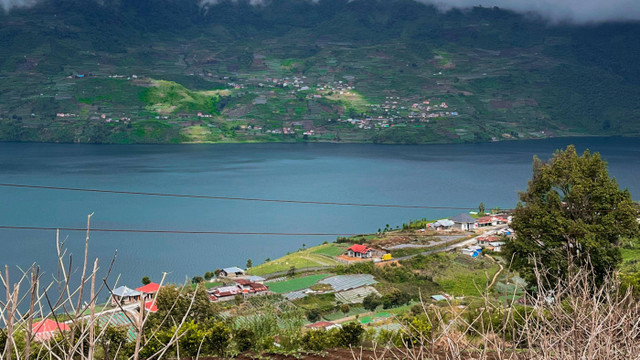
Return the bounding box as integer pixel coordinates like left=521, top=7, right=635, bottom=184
left=267, top=274, right=331, bottom=294
left=248, top=245, right=344, bottom=276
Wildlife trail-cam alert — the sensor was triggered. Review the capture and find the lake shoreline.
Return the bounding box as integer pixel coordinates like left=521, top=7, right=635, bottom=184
left=0, top=134, right=636, bottom=147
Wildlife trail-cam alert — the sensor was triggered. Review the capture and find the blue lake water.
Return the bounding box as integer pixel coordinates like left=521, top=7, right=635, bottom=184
left=0, top=137, right=638, bottom=289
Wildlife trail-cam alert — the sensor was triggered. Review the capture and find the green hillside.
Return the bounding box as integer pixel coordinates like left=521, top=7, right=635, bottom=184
left=1, top=0, right=639, bottom=144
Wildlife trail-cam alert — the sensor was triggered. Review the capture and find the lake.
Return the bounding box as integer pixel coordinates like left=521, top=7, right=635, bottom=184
left=0, top=137, right=638, bottom=289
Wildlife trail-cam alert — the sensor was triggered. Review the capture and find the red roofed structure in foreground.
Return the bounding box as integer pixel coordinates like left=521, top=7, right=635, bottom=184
left=32, top=319, right=70, bottom=341
left=145, top=300, right=158, bottom=313
left=346, top=244, right=373, bottom=258
left=137, top=282, right=161, bottom=299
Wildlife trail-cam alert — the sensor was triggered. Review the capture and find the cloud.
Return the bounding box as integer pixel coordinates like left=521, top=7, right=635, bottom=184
left=1, top=0, right=39, bottom=11
left=3, top=0, right=640, bottom=23
left=421, top=0, right=640, bottom=24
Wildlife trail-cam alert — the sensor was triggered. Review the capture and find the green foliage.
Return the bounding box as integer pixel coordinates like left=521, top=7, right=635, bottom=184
left=233, top=328, right=256, bottom=352
left=141, top=276, right=151, bottom=285
left=99, top=325, right=133, bottom=360
left=306, top=308, right=321, bottom=322
left=150, top=284, right=218, bottom=328
left=504, top=145, right=640, bottom=288
left=206, top=321, right=232, bottom=356
left=139, top=80, right=222, bottom=115
left=204, top=271, right=214, bottom=281
left=246, top=259, right=253, bottom=268
left=287, top=266, right=296, bottom=278
left=362, top=293, right=382, bottom=311
left=382, top=289, right=412, bottom=309
left=301, top=329, right=336, bottom=351
left=191, top=276, right=204, bottom=284
left=340, top=303, right=351, bottom=314
left=335, top=322, right=365, bottom=348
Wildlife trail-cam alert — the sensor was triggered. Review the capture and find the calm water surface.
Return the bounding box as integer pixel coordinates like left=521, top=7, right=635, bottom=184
left=0, top=137, right=638, bottom=288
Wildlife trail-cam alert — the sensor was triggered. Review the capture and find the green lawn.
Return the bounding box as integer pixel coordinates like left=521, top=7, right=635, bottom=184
left=438, top=269, right=499, bottom=297
left=267, top=274, right=330, bottom=294
left=191, top=281, right=222, bottom=290
left=248, top=245, right=343, bottom=276
left=311, top=243, right=350, bottom=257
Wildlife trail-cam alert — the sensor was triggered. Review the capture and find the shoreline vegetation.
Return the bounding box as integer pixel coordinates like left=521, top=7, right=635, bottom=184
left=0, top=133, right=637, bottom=146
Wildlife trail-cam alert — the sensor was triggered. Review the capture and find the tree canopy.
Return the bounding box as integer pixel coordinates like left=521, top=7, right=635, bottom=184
left=504, top=145, right=639, bottom=288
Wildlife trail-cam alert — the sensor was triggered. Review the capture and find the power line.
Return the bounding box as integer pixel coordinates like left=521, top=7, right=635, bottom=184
left=0, top=225, right=628, bottom=238
left=0, top=183, right=475, bottom=210
left=0, top=225, right=355, bottom=236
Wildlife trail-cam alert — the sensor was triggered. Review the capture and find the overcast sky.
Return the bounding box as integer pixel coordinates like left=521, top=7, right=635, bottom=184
left=3, top=0, right=640, bottom=24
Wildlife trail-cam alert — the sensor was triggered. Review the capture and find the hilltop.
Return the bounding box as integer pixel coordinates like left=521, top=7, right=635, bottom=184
left=1, top=0, right=640, bottom=144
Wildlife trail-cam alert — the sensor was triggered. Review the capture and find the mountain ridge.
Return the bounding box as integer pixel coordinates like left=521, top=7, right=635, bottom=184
left=1, top=0, right=639, bottom=144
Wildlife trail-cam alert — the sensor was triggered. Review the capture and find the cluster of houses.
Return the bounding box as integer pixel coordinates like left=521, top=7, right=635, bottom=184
left=427, top=213, right=512, bottom=232
left=208, top=267, right=270, bottom=302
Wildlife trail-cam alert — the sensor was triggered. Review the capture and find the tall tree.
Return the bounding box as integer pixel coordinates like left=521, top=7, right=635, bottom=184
left=504, top=145, right=639, bottom=288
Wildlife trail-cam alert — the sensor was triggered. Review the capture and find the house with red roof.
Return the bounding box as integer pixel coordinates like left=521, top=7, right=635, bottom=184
left=235, top=279, right=269, bottom=297
left=477, top=216, right=497, bottom=227
left=137, top=282, right=161, bottom=300
left=145, top=300, right=158, bottom=313
left=32, top=319, right=70, bottom=341
left=346, top=244, right=373, bottom=259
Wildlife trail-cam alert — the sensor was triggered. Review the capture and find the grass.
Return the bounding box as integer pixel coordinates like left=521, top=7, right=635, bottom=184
left=310, top=243, right=350, bottom=257
left=248, top=245, right=343, bottom=276
left=267, top=274, right=330, bottom=294
left=140, top=79, right=224, bottom=115
left=191, top=281, right=222, bottom=290
left=323, top=306, right=370, bottom=321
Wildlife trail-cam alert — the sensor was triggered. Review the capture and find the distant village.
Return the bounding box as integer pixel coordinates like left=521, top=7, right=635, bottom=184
left=42, top=72, right=462, bottom=140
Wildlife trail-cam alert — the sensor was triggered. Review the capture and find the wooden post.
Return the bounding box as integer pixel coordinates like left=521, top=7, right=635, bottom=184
left=24, top=266, right=39, bottom=359
left=4, top=265, right=12, bottom=360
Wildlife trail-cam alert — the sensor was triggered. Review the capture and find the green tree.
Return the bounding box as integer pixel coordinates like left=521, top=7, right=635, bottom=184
left=362, top=293, right=382, bottom=311
left=152, top=284, right=217, bottom=328
left=233, top=328, right=255, bottom=352
left=205, top=321, right=231, bottom=356
left=504, top=145, right=639, bottom=288
left=192, top=276, right=204, bottom=284
left=301, top=329, right=335, bottom=351
left=336, top=322, right=364, bottom=347
left=287, top=266, right=296, bottom=278
left=382, top=289, right=411, bottom=309
left=246, top=259, right=253, bottom=268
left=204, top=271, right=214, bottom=281
left=340, top=303, right=351, bottom=314
left=141, top=276, right=151, bottom=285
left=478, top=202, right=486, bottom=214
left=306, top=309, right=321, bottom=322
left=99, top=325, right=131, bottom=360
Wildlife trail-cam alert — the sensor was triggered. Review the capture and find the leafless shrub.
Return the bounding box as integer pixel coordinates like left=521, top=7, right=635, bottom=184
left=362, top=263, right=640, bottom=360
left=0, top=215, right=195, bottom=360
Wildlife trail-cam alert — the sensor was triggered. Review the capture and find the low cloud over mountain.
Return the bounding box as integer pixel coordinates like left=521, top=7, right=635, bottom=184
left=3, top=0, right=640, bottom=24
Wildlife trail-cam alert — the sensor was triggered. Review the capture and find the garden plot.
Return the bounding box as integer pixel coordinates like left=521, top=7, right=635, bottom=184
left=335, top=286, right=380, bottom=304
left=319, top=274, right=377, bottom=292
left=283, top=290, right=308, bottom=301
left=97, top=311, right=137, bottom=341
